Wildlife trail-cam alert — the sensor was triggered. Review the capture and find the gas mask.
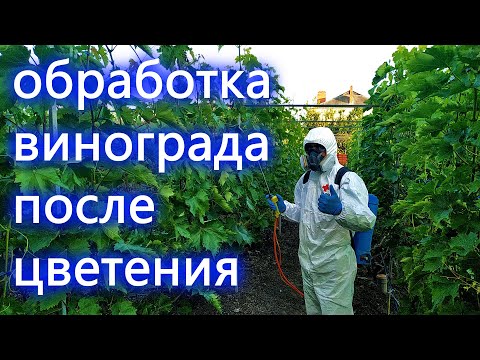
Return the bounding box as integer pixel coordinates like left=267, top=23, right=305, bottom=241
left=300, top=144, right=326, bottom=172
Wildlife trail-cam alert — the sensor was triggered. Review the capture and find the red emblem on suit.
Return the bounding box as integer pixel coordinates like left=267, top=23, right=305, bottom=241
left=322, top=184, right=329, bottom=192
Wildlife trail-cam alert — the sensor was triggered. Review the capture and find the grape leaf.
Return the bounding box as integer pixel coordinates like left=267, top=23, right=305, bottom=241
left=160, top=185, right=174, bottom=199
left=93, top=46, right=109, bottom=67
left=212, top=186, right=232, bottom=213
left=21, top=228, right=60, bottom=253
left=234, top=225, right=253, bottom=245
left=424, top=46, right=455, bottom=68
left=76, top=297, right=102, bottom=315
left=190, top=221, right=226, bottom=255
left=66, top=236, right=91, bottom=254
left=60, top=166, right=86, bottom=191
left=0, top=45, right=31, bottom=69
left=38, top=290, right=67, bottom=312
left=219, top=171, right=229, bottom=186
left=137, top=45, right=154, bottom=58
left=102, top=223, right=122, bottom=241
left=407, top=52, right=444, bottom=74
left=111, top=299, right=136, bottom=315
left=0, top=74, right=15, bottom=111
left=224, top=191, right=233, bottom=202
left=431, top=277, right=460, bottom=309
left=422, top=257, right=443, bottom=272
left=185, top=189, right=209, bottom=218
left=14, top=167, right=68, bottom=195
left=246, top=197, right=255, bottom=211
left=174, top=222, right=191, bottom=239
left=431, top=208, right=452, bottom=227
left=449, top=232, right=480, bottom=256
left=200, top=290, right=222, bottom=314
left=124, top=164, right=159, bottom=189
left=114, top=240, right=157, bottom=256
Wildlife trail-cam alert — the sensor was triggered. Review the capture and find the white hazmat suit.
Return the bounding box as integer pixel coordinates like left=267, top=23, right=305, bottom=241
left=282, top=127, right=376, bottom=315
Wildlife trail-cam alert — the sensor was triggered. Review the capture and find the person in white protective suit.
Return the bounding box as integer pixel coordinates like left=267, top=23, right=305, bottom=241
left=266, top=127, right=376, bottom=315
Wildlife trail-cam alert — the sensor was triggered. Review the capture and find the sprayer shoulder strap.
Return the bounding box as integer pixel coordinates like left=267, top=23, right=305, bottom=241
left=334, top=166, right=351, bottom=186
left=302, top=170, right=311, bottom=184
left=303, top=167, right=352, bottom=186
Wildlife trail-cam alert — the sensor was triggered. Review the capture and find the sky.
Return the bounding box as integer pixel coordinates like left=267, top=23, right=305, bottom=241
left=107, top=45, right=416, bottom=104
left=189, top=45, right=406, bottom=104
left=113, top=45, right=412, bottom=105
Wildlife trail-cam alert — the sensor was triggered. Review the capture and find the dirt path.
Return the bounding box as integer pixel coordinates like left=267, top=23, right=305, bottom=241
left=184, top=220, right=388, bottom=315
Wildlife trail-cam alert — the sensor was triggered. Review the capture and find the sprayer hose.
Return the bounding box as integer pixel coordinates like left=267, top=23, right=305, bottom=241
left=273, top=217, right=304, bottom=298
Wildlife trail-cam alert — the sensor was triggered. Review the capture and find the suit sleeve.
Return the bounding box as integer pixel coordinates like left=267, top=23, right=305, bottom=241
left=282, top=177, right=303, bottom=223
left=335, top=172, right=376, bottom=232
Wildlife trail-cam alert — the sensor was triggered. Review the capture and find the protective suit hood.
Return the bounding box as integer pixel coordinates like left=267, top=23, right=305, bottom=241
left=303, top=127, right=338, bottom=154
left=303, top=127, right=339, bottom=173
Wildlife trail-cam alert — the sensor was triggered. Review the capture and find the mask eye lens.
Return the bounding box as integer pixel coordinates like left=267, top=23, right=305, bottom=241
left=305, top=144, right=325, bottom=154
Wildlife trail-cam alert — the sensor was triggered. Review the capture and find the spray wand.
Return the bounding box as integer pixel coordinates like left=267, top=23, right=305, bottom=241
left=257, top=161, right=304, bottom=298
left=235, top=118, right=303, bottom=297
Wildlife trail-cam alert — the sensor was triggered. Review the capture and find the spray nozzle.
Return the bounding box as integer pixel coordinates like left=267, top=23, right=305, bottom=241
left=268, top=194, right=281, bottom=218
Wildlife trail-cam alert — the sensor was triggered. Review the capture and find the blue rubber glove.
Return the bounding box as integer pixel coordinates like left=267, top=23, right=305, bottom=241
left=265, top=194, right=286, bottom=213
left=318, top=185, right=342, bottom=215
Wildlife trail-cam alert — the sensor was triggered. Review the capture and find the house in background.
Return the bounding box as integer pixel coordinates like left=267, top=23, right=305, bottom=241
left=309, top=86, right=369, bottom=165
left=315, top=85, right=369, bottom=118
